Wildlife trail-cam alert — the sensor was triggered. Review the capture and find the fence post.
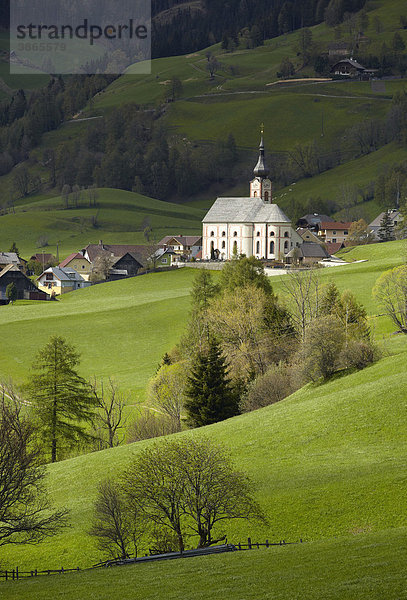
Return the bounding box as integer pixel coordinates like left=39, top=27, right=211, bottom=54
left=35, top=569, right=37, bottom=576
left=5, top=571, right=7, bottom=581
left=266, top=539, right=269, bottom=548
left=248, top=537, right=252, bottom=550
left=16, top=567, right=18, bottom=580
left=256, top=542, right=259, bottom=549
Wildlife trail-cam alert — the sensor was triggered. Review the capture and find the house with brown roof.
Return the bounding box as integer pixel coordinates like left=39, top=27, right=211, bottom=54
left=285, top=242, right=331, bottom=266
left=80, top=243, right=146, bottom=279
left=0, top=252, right=23, bottom=271
left=59, top=253, right=92, bottom=281
left=331, top=58, right=377, bottom=79
left=318, top=222, right=353, bottom=244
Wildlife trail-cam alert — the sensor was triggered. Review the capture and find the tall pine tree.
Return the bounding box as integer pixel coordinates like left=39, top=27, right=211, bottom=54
left=27, top=336, right=96, bottom=462
left=185, top=339, right=239, bottom=427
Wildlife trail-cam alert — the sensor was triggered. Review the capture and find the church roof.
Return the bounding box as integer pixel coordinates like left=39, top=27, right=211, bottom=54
left=203, top=197, right=291, bottom=224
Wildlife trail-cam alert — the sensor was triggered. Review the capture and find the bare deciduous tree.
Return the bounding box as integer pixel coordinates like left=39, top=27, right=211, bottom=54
left=0, top=396, right=68, bottom=547
left=91, top=378, right=126, bottom=449
left=148, top=363, right=187, bottom=432
left=280, top=269, right=321, bottom=340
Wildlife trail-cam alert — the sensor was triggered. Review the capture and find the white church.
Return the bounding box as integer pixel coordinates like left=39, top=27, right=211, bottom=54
left=202, top=130, right=302, bottom=261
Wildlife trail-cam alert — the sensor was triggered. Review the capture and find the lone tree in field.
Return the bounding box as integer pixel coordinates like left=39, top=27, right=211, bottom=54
left=185, top=338, right=240, bottom=427
left=121, top=437, right=265, bottom=552
left=373, top=265, right=407, bottom=333
left=27, top=336, right=96, bottom=462
left=0, top=397, right=67, bottom=547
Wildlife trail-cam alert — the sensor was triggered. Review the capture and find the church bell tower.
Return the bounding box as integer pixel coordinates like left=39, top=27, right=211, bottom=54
left=250, top=125, right=272, bottom=204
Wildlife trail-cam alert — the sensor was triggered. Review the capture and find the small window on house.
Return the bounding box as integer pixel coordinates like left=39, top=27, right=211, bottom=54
left=344, top=231, right=348, bottom=235
left=46, top=273, right=53, bottom=281
left=332, top=238, right=337, bottom=243
left=161, top=258, right=168, bottom=264
left=333, top=230, right=337, bottom=235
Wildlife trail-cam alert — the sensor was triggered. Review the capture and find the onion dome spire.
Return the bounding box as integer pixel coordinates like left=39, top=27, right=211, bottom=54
left=253, top=124, right=270, bottom=178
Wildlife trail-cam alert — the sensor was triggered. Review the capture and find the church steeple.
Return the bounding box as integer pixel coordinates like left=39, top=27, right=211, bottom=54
left=253, top=124, right=270, bottom=178
left=250, top=125, right=272, bottom=204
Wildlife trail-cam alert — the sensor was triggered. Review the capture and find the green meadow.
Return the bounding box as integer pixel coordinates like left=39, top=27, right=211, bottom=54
left=2, top=529, right=407, bottom=600
left=0, top=240, right=405, bottom=583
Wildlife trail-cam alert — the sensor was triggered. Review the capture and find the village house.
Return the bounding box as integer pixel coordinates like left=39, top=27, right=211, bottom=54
left=202, top=131, right=302, bottom=261
left=331, top=58, right=377, bottom=79
left=0, top=264, right=48, bottom=302
left=158, top=236, right=202, bottom=261
left=0, top=252, right=23, bottom=271
left=285, top=242, right=331, bottom=266
left=80, top=243, right=146, bottom=278
left=318, top=221, right=352, bottom=244
left=37, top=267, right=91, bottom=296
left=59, top=253, right=92, bottom=281
left=369, top=209, right=400, bottom=240
left=296, top=214, right=334, bottom=232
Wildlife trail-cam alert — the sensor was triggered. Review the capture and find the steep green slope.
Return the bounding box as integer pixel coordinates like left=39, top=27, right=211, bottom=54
left=0, top=240, right=405, bottom=572
left=0, top=188, right=204, bottom=258
left=2, top=529, right=407, bottom=600
left=1, top=333, right=406, bottom=571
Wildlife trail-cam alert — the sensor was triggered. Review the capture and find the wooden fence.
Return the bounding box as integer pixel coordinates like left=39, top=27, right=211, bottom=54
left=0, top=567, right=80, bottom=581
left=0, top=538, right=304, bottom=580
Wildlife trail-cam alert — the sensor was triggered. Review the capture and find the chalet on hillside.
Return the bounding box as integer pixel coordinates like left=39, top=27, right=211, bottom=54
left=0, top=265, right=48, bottom=302
left=109, top=253, right=145, bottom=279
left=331, top=58, right=377, bottom=79
left=328, top=41, right=350, bottom=57
left=80, top=243, right=146, bottom=279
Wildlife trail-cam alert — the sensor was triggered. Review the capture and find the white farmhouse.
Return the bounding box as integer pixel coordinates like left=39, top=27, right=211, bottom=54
left=202, top=131, right=301, bottom=261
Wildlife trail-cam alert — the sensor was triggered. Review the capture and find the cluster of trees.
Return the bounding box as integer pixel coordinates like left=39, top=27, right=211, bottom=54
left=90, top=437, right=264, bottom=557
left=152, top=0, right=367, bottom=58
left=0, top=75, right=115, bottom=178
left=21, top=105, right=239, bottom=201
left=147, top=258, right=378, bottom=428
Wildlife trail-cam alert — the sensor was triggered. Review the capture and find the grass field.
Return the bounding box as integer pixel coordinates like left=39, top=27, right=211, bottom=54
left=0, top=188, right=204, bottom=258
left=2, top=528, right=407, bottom=600
left=0, top=240, right=405, bottom=576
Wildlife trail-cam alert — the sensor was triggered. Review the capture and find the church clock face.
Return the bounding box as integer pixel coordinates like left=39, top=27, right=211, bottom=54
left=252, top=180, right=260, bottom=189
left=263, top=180, right=271, bottom=189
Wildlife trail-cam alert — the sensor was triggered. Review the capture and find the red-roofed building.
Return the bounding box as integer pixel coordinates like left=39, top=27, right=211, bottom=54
left=318, top=222, right=353, bottom=244
left=59, top=253, right=92, bottom=281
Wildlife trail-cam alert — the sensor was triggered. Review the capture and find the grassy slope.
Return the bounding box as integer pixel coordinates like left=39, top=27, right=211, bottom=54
left=0, top=188, right=204, bottom=258
left=0, top=241, right=406, bottom=573
left=2, top=529, right=407, bottom=600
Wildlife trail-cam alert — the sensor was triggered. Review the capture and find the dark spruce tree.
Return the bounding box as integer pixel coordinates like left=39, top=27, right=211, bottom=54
left=378, top=211, right=395, bottom=242
left=185, top=338, right=239, bottom=427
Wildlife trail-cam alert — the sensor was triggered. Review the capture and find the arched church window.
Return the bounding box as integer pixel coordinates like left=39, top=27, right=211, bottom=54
left=253, top=191, right=257, bottom=197
left=284, top=241, right=288, bottom=251
left=222, top=241, right=226, bottom=249
left=264, top=191, right=269, bottom=202
left=210, top=231, right=215, bottom=237
left=256, top=241, right=260, bottom=254
left=233, top=232, right=238, bottom=237
left=269, top=231, right=275, bottom=237
left=211, top=241, right=214, bottom=250
left=257, top=231, right=261, bottom=237
left=233, top=241, right=238, bottom=254
left=270, top=241, right=275, bottom=254
left=284, top=232, right=289, bottom=238
left=222, top=231, right=226, bottom=237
